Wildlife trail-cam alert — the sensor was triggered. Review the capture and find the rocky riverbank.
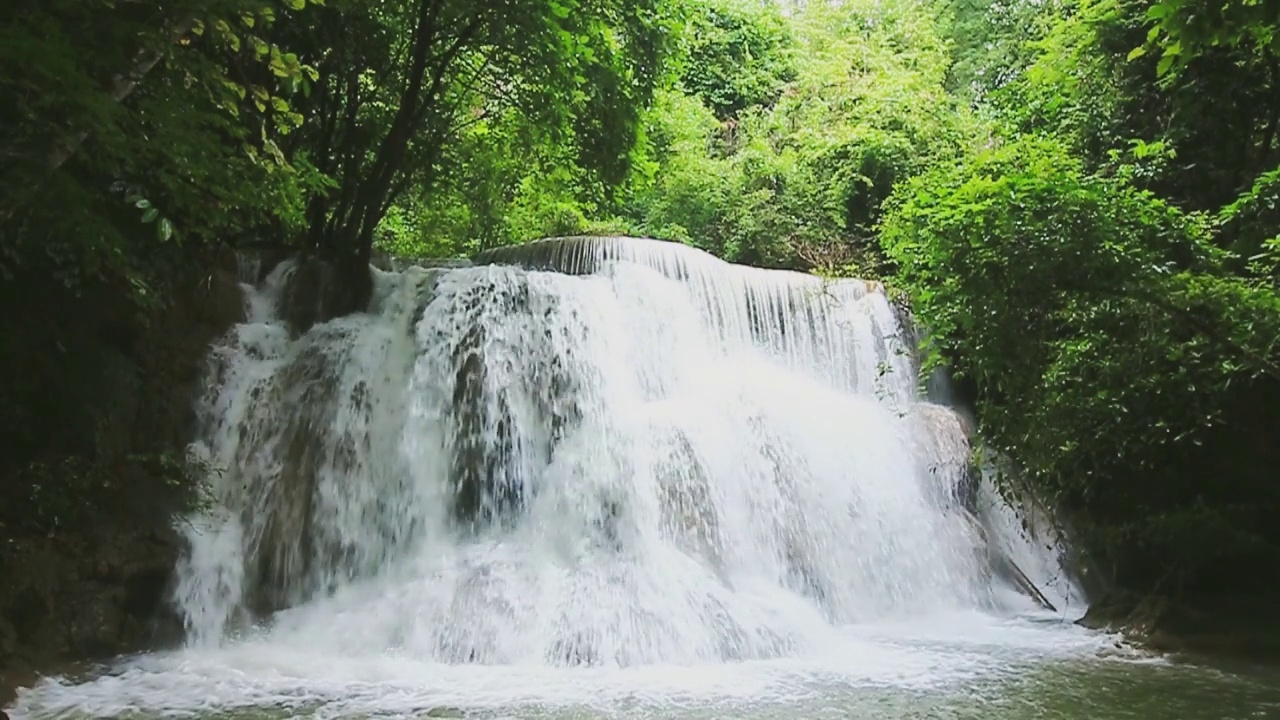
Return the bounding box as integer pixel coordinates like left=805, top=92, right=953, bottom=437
left=0, top=245, right=246, bottom=700
left=1080, top=591, right=1280, bottom=661
left=0, top=524, right=183, bottom=707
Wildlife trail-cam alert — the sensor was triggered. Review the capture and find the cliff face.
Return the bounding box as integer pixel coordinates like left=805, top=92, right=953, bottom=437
left=0, top=244, right=246, bottom=701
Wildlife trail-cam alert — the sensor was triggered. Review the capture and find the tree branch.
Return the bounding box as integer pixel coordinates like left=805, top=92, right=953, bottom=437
left=348, top=10, right=485, bottom=254
left=0, top=16, right=196, bottom=228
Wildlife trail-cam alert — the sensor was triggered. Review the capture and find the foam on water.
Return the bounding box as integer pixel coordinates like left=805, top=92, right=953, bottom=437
left=7, top=237, right=1111, bottom=719
left=13, top=617, right=1119, bottom=719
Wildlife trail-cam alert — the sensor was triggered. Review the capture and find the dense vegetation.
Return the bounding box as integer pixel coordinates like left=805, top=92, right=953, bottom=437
left=2, top=0, right=1278, bottom=609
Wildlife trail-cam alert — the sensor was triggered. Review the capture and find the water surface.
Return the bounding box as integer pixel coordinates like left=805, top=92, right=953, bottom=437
left=10, top=611, right=1280, bottom=719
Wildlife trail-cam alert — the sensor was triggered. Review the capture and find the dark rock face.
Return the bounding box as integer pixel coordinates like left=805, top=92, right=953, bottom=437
left=1080, top=591, right=1280, bottom=660
left=0, top=243, right=247, bottom=693
left=0, top=526, right=184, bottom=685
left=275, top=256, right=348, bottom=335
left=267, top=253, right=374, bottom=336
left=441, top=276, right=582, bottom=530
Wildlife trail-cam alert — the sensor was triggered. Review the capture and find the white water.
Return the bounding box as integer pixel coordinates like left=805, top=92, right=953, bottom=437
left=8, top=237, right=1111, bottom=720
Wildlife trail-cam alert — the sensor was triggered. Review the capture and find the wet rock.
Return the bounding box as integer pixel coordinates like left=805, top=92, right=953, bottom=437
left=1080, top=591, right=1280, bottom=660
left=444, top=279, right=583, bottom=529
left=263, top=253, right=377, bottom=336
left=391, top=257, right=474, bottom=272
left=0, top=666, right=37, bottom=709
left=0, top=525, right=184, bottom=680
left=424, top=707, right=466, bottom=718
left=276, top=256, right=342, bottom=335
left=654, top=430, right=723, bottom=570
left=234, top=333, right=359, bottom=615
left=370, top=248, right=395, bottom=271
left=0, top=243, right=241, bottom=681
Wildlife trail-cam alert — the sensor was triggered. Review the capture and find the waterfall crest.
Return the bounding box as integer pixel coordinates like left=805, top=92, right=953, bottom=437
left=175, top=236, right=1080, bottom=665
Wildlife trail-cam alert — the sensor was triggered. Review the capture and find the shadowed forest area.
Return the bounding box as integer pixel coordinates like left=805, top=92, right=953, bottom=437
left=2, top=0, right=1280, bottom=674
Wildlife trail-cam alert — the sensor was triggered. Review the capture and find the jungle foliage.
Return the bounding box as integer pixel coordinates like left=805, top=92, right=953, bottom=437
left=885, top=0, right=1280, bottom=593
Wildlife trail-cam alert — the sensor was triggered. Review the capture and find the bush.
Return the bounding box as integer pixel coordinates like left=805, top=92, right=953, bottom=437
left=881, top=136, right=1280, bottom=592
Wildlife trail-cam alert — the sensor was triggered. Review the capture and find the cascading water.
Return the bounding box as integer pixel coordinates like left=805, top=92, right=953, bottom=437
left=9, top=237, right=1113, bottom=720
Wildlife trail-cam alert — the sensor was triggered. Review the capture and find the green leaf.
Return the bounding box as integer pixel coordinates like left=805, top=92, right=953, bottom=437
left=158, top=218, right=175, bottom=241
left=141, top=208, right=160, bottom=223
left=1126, top=45, right=1147, bottom=61
left=135, top=199, right=152, bottom=209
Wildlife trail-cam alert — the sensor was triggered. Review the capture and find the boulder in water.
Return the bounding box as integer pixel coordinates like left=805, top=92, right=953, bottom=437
left=266, top=253, right=377, bottom=336
left=424, top=708, right=466, bottom=718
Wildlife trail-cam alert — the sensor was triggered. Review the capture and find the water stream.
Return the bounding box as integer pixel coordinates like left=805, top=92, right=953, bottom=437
left=7, top=237, right=1278, bottom=719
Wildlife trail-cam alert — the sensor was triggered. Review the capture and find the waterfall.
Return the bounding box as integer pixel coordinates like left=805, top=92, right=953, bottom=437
left=174, top=236, right=1079, bottom=666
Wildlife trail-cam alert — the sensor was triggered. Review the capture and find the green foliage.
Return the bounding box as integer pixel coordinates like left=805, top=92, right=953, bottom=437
left=373, top=100, right=646, bottom=259
left=621, top=0, right=976, bottom=269
left=1220, top=165, right=1280, bottom=271
left=372, top=0, right=974, bottom=269
left=882, top=137, right=1280, bottom=588
left=937, top=0, right=1065, bottom=108
left=1135, top=0, right=1280, bottom=77
left=986, top=0, right=1280, bottom=212
left=921, top=0, right=1280, bottom=596
left=0, top=0, right=328, bottom=293
left=678, top=0, right=796, bottom=120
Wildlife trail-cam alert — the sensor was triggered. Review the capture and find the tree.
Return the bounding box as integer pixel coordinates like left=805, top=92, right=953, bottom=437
left=992, top=0, right=1280, bottom=213
left=1137, top=0, right=1280, bottom=77
left=624, top=0, right=975, bottom=270
left=678, top=0, right=796, bottom=120
left=881, top=137, right=1280, bottom=590
left=0, top=0, right=325, bottom=288
left=935, top=0, right=1065, bottom=108
left=277, top=0, right=678, bottom=301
